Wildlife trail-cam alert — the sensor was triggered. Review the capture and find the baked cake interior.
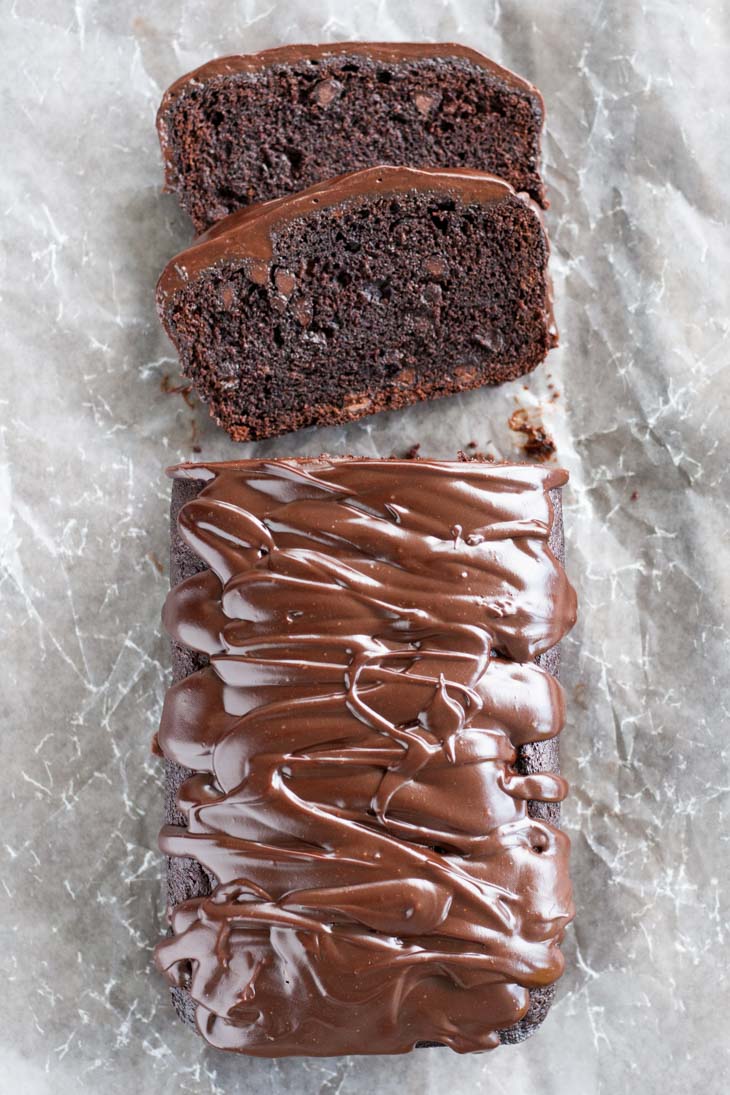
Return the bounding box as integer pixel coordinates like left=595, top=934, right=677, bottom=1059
left=163, top=190, right=552, bottom=440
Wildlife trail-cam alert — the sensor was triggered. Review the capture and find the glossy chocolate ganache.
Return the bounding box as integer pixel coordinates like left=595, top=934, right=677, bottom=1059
left=154, top=458, right=577, bottom=1056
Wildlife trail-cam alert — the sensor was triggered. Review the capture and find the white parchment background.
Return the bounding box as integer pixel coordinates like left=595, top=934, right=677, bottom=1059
left=2, top=1, right=729, bottom=1092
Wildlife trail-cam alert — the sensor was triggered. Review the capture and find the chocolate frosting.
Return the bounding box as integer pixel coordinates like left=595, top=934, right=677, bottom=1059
left=156, top=42, right=544, bottom=186
left=154, top=458, right=576, bottom=1056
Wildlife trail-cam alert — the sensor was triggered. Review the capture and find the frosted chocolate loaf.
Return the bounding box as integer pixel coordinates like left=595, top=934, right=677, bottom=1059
left=157, top=42, right=547, bottom=233
left=154, top=457, right=577, bottom=1057
left=156, top=166, right=557, bottom=442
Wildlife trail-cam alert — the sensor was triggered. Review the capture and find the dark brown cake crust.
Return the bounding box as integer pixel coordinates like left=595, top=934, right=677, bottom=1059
left=157, top=167, right=557, bottom=443
left=162, top=469, right=568, bottom=1047
left=158, top=42, right=547, bottom=233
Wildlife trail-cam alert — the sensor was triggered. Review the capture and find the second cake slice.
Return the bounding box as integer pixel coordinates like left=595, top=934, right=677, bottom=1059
left=157, top=166, right=557, bottom=442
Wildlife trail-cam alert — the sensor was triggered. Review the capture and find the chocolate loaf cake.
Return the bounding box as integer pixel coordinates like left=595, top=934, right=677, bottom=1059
left=154, top=457, right=576, bottom=1056
left=157, top=42, right=547, bottom=233
left=157, top=166, right=557, bottom=442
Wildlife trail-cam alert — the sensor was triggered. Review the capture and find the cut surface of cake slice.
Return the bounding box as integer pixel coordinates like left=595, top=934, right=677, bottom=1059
left=157, top=42, right=547, bottom=232
left=157, top=166, right=557, bottom=442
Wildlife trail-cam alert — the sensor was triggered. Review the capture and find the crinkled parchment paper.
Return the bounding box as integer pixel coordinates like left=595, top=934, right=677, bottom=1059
left=1, top=1, right=729, bottom=1092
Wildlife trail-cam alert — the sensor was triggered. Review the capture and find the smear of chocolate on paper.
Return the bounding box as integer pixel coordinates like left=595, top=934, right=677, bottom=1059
left=160, top=373, right=195, bottom=409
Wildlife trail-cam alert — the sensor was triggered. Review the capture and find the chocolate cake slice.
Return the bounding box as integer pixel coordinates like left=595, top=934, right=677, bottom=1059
left=154, top=457, right=577, bottom=1057
left=156, top=166, right=557, bottom=442
left=157, top=42, right=547, bottom=233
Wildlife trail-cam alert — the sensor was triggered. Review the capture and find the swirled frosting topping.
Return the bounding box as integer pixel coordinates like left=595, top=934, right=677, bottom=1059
left=154, top=458, right=576, bottom=1056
